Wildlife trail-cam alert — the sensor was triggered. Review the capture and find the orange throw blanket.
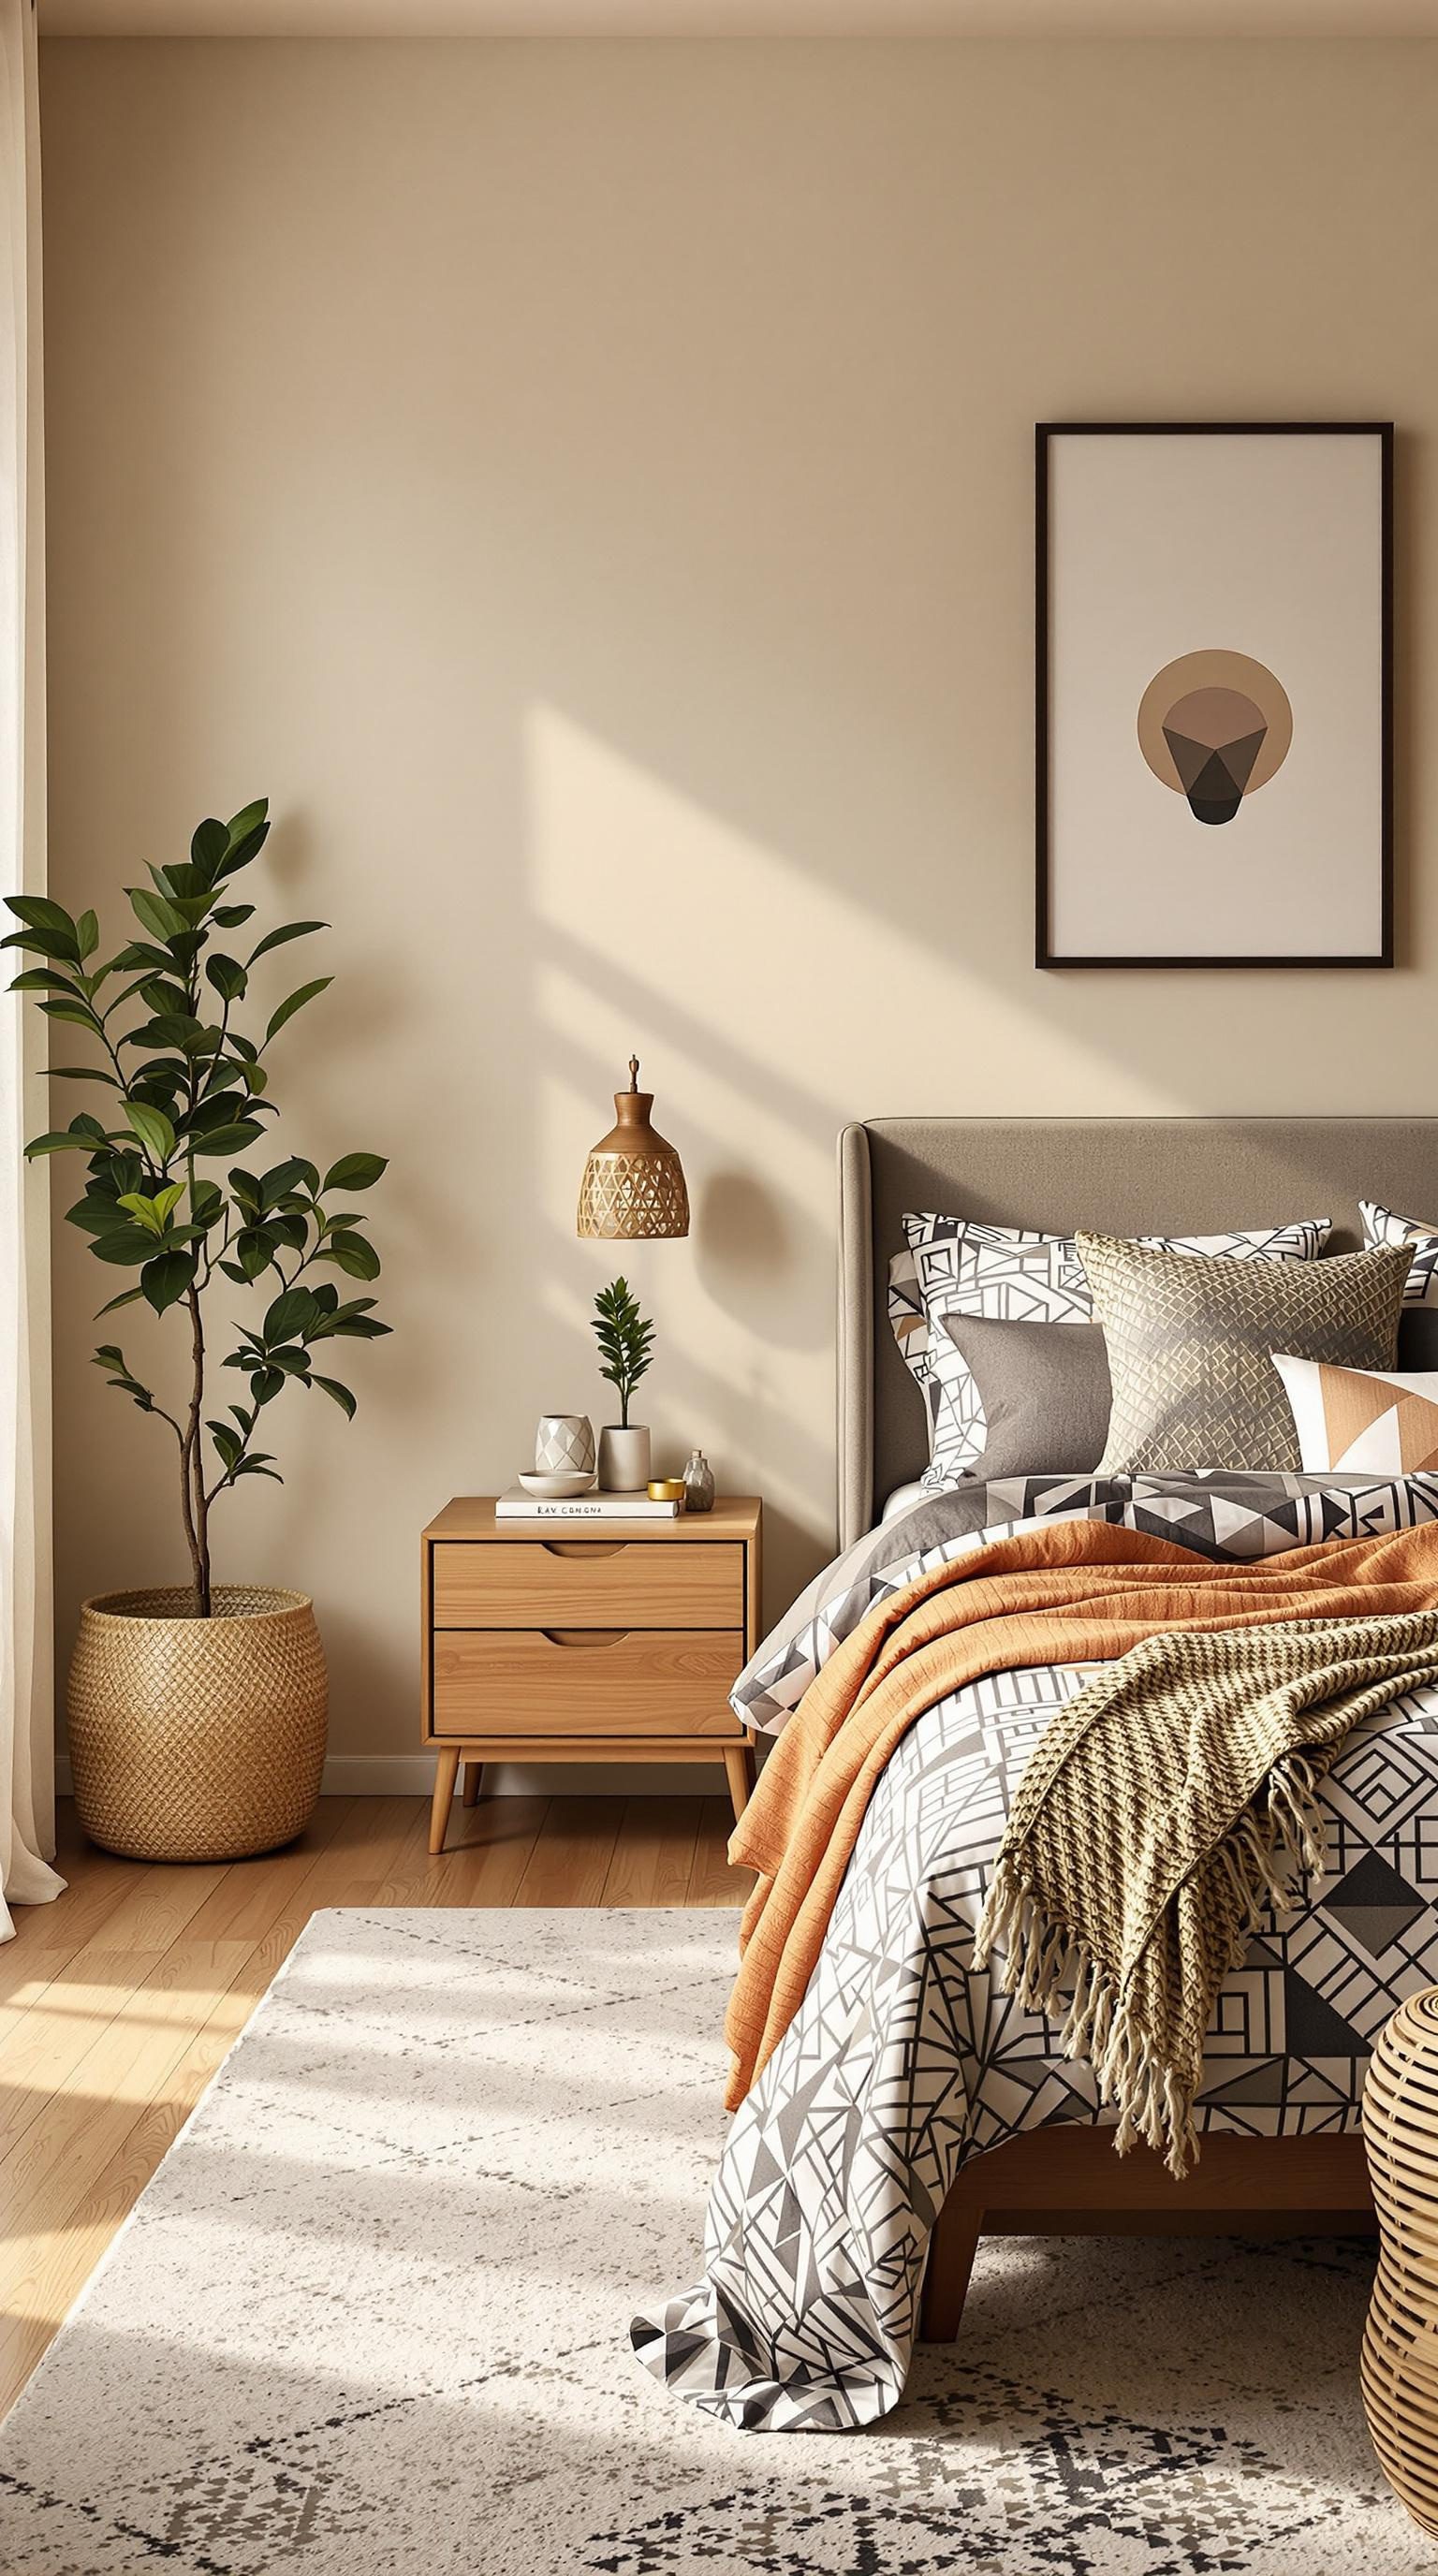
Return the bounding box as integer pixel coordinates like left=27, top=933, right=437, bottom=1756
left=725, top=1516, right=1438, bottom=2110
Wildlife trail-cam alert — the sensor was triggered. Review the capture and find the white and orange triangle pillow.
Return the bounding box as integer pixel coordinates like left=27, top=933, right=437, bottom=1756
left=1273, top=1353, right=1438, bottom=1475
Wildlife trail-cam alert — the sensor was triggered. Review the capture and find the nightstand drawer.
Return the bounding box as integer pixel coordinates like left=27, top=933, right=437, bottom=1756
left=432, top=1541, right=744, bottom=1630
left=431, top=1628, right=745, bottom=1737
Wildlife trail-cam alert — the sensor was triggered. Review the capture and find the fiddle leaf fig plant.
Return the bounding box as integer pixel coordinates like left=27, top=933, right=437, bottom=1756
left=3, top=797, right=391, bottom=1617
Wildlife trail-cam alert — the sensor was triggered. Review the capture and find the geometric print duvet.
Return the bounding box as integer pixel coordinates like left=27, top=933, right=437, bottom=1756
left=631, top=1473, right=1438, bottom=2432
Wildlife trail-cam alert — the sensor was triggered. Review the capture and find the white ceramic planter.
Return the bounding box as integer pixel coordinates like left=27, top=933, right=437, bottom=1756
left=598, top=1425, right=651, bottom=1491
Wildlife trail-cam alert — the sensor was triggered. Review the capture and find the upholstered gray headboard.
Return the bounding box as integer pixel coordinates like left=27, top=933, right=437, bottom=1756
left=838, top=1118, right=1438, bottom=1549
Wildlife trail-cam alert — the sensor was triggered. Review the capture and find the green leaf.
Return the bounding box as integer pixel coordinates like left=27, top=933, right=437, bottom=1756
left=268, top=1211, right=310, bottom=1252
left=68, top=1198, right=139, bottom=1237
left=38, top=999, right=102, bottom=1029
left=235, top=1224, right=278, bottom=1281
left=2, top=928, right=84, bottom=962
left=127, top=887, right=187, bottom=943
left=190, top=816, right=229, bottom=878
left=313, top=1375, right=356, bottom=1419
left=319, top=1230, right=380, bottom=1280
left=117, top=1193, right=167, bottom=1236
left=259, top=1157, right=316, bottom=1209
left=189, top=1178, right=224, bottom=1228
left=108, top=942, right=174, bottom=973
left=326, top=1313, right=391, bottom=1340
left=227, top=1167, right=262, bottom=1213
left=213, top=904, right=255, bottom=929
left=42, top=1064, right=116, bottom=1082
left=125, top=1013, right=205, bottom=1053
left=23, top=1129, right=103, bottom=1157
left=249, top=1367, right=286, bottom=1406
left=10, top=967, right=81, bottom=993
left=323, top=1151, right=388, bottom=1193
left=7, top=894, right=79, bottom=937
left=207, top=1421, right=242, bottom=1472
left=269, top=1347, right=312, bottom=1379
left=263, top=1285, right=322, bottom=1345
left=124, top=1100, right=176, bottom=1164
left=89, top=1223, right=164, bottom=1266
left=265, top=977, right=332, bottom=1044
left=233, top=1456, right=283, bottom=1482
left=187, top=1120, right=265, bottom=1156
left=205, top=955, right=247, bottom=1003
left=75, top=910, right=99, bottom=960
left=140, top=1250, right=194, bottom=1314
left=94, top=1284, right=146, bottom=1316
left=248, top=920, right=327, bottom=966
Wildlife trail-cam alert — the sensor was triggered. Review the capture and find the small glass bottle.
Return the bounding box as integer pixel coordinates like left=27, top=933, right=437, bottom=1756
left=682, top=1448, right=715, bottom=1514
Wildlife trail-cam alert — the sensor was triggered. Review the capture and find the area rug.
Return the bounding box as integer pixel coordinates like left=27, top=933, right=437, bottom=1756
left=0, top=1908, right=1422, bottom=2574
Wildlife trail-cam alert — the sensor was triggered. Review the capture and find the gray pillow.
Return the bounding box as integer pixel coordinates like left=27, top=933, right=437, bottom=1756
left=1078, top=1234, right=1414, bottom=1476
left=940, top=1315, right=1111, bottom=1480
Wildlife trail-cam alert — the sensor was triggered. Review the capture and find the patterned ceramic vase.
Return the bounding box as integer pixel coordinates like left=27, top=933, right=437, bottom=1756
left=535, top=1414, right=595, bottom=1478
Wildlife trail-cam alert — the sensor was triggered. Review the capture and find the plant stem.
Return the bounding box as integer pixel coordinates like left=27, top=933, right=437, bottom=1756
left=183, top=1281, right=211, bottom=1615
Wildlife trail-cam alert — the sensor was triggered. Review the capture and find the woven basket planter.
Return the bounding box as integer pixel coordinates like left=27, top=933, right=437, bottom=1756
left=1362, top=1985, right=1438, bottom=2536
left=67, top=1585, right=328, bottom=1863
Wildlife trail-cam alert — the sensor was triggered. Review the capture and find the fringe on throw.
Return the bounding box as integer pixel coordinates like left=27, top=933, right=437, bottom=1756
left=971, top=1750, right=1330, bottom=2179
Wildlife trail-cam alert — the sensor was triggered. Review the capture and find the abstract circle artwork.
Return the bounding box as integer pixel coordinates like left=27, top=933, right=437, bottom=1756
left=1137, top=649, right=1293, bottom=827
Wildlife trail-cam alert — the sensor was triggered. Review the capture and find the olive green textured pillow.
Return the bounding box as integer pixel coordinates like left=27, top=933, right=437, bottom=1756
left=1077, top=1235, right=1414, bottom=1476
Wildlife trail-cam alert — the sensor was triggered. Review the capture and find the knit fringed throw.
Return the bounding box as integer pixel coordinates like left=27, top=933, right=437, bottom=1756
left=973, top=1612, right=1438, bottom=2179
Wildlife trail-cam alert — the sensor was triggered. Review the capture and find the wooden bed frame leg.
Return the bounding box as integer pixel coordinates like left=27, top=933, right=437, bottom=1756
left=724, top=1741, right=756, bottom=1823
left=920, top=2204, right=982, bottom=2343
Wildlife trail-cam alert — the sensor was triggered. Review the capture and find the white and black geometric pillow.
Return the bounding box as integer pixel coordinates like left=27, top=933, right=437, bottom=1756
left=1363, top=1200, right=1438, bottom=1307
left=899, top=1213, right=1331, bottom=1489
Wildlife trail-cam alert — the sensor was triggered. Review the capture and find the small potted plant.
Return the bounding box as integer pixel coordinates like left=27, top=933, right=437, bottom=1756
left=4, top=797, right=391, bottom=1863
left=592, top=1276, right=654, bottom=1490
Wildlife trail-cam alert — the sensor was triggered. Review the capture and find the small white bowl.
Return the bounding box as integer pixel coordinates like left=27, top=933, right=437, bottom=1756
left=518, top=1470, right=596, bottom=1500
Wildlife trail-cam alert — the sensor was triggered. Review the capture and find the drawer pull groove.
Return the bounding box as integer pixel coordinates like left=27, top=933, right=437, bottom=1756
left=542, top=1542, right=624, bottom=1560
left=542, top=1628, right=626, bottom=1647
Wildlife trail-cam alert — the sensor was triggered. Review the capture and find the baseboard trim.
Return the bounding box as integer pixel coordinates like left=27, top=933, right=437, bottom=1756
left=54, top=1752, right=730, bottom=1800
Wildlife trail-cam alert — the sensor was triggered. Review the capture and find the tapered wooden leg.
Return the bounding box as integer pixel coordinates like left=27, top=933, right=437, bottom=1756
left=919, top=2203, right=982, bottom=2343
left=462, top=1761, right=483, bottom=1808
left=724, top=1740, right=757, bottom=1823
left=429, top=1746, right=461, bottom=1853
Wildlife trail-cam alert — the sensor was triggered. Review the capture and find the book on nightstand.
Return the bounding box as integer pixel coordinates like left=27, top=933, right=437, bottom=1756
left=494, top=1487, right=682, bottom=1520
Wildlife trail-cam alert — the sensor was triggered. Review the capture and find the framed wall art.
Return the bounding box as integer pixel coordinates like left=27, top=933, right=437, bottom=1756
left=1036, top=422, right=1393, bottom=969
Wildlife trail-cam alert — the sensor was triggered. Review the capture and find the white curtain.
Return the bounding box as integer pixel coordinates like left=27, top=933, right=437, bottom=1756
left=0, top=0, right=62, bottom=1939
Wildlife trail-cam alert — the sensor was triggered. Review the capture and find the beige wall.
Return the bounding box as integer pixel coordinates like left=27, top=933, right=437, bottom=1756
left=38, top=35, right=1438, bottom=1766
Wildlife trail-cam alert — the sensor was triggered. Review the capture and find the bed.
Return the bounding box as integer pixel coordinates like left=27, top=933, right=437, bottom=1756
left=633, top=1116, right=1438, bottom=2432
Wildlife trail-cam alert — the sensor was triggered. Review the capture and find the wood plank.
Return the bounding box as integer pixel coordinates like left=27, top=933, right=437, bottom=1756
left=601, top=1797, right=702, bottom=1906
left=513, top=1796, right=624, bottom=1906
left=412, top=1794, right=549, bottom=1909
left=687, top=1797, right=755, bottom=1906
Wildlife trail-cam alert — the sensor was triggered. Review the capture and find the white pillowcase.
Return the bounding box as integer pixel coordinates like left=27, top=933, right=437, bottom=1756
left=1273, top=1351, right=1438, bottom=1475
left=890, top=1214, right=1332, bottom=1490
left=1361, top=1200, right=1438, bottom=1307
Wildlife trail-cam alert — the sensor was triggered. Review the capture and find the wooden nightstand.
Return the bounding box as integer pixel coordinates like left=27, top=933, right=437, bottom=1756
left=421, top=1496, right=762, bottom=1853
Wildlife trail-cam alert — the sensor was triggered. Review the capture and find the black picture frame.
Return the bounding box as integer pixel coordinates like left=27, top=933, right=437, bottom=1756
left=1035, top=420, right=1394, bottom=971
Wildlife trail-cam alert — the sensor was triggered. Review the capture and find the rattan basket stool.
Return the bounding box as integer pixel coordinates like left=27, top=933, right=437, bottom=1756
left=1362, top=1986, right=1438, bottom=2536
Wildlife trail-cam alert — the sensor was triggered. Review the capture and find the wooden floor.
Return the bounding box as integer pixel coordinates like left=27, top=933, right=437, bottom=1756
left=0, top=1792, right=752, bottom=2423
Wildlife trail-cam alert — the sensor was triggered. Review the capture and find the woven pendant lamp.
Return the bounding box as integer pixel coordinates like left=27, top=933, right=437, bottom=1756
left=577, top=1057, right=689, bottom=1240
